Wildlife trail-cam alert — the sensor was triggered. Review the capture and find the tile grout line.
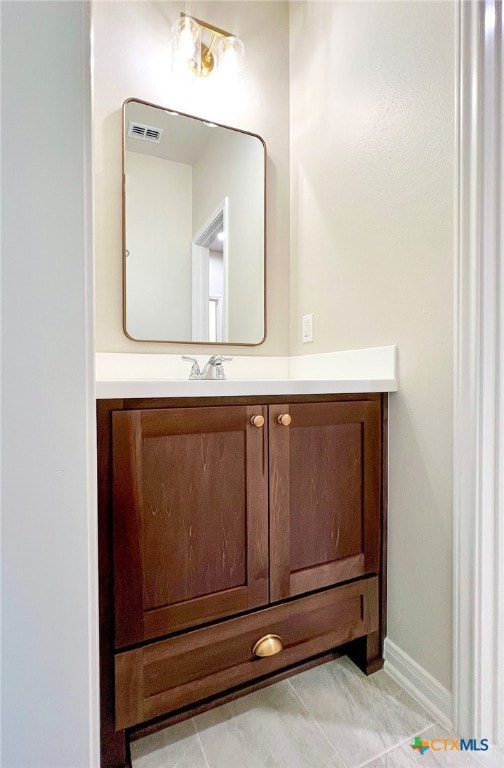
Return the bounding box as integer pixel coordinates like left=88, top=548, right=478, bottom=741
left=190, top=716, right=213, bottom=768
left=286, top=678, right=351, bottom=768
left=357, top=721, right=438, bottom=768
left=288, top=661, right=437, bottom=768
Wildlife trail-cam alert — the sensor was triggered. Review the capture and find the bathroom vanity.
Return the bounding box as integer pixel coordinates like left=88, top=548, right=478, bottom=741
left=97, top=377, right=391, bottom=767
left=102, top=92, right=396, bottom=767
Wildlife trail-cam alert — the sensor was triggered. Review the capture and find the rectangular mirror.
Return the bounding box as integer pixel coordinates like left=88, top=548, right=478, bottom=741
left=123, top=99, right=266, bottom=345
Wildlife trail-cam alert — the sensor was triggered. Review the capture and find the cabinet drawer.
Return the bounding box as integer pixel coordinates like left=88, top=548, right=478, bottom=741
left=115, top=577, right=378, bottom=729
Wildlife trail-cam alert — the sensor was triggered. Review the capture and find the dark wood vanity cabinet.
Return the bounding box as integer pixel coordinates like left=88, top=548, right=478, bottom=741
left=112, top=405, right=269, bottom=648
left=98, top=393, right=387, bottom=767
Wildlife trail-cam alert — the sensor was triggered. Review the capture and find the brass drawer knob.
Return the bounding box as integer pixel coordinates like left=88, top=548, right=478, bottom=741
left=250, top=414, right=265, bottom=428
left=252, top=634, right=284, bottom=657
left=277, top=413, right=291, bottom=426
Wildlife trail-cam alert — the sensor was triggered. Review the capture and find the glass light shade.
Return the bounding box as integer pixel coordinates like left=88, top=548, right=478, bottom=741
left=217, top=36, right=244, bottom=88
left=171, top=16, right=200, bottom=79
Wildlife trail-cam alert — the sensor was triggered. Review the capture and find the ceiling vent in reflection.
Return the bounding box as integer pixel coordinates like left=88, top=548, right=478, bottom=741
left=127, top=122, right=163, bottom=143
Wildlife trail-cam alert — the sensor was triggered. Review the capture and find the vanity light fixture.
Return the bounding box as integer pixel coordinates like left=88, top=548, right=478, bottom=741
left=171, top=13, right=244, bottom=86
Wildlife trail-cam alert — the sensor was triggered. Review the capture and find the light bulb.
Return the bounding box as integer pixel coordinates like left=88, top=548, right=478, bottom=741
left=171, top=16, right=200, bottom=79
left=179, top=23, right=196, bottom=57
left=217, top=36, right=244, bottom=89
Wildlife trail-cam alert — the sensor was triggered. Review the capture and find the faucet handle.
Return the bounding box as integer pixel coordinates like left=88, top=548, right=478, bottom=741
left=182, top=355, right=201, bottom=379
left=205, top=354, right=233, bottom=380
left=207, top=354, right=233, bottom=365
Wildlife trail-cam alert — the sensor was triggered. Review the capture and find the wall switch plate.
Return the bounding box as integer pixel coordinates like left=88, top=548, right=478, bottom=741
left=302, top=314, right=314, bottom=343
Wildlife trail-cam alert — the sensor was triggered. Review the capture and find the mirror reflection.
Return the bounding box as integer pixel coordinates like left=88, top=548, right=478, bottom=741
left=123, top=99, right=266, bottom=344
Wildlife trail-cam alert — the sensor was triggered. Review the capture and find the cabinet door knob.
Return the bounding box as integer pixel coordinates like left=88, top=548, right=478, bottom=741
left=252, top=634, right=284, bottom=657
left=277, top=413, right=291, bottom=426
left=250, top=414, right=265, bottom=428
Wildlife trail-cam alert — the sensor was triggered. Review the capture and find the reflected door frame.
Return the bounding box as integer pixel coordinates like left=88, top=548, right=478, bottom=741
left=192, top=197, right=229, bottom=342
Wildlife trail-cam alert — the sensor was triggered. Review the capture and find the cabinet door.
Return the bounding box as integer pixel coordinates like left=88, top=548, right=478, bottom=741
left=112, top=405, right=269, bottom=648
left=269, top=400, right=381, bottom=602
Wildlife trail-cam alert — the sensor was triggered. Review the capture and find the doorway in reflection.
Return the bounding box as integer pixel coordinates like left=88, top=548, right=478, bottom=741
left=192, top=200, right=228, bottom=342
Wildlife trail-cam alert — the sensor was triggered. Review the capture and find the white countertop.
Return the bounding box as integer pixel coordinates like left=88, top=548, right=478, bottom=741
left=95, top=377, right=397, bottom=399
left=95, top=345, right=398, bottom=399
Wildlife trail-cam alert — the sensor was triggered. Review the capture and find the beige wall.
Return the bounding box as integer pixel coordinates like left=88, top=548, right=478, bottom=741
left=290, top=1, right=455, bottom=689
left=93, top=0, right=290, bottom=354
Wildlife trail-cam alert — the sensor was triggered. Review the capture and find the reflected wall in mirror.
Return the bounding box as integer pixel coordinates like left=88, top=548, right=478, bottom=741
left=123, top=99, right=266, bottom=344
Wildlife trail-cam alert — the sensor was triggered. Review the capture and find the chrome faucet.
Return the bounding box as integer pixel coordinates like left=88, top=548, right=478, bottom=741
left=182, top=355, right=203, bottom=379
left=182, top=355, right=233, bottom=380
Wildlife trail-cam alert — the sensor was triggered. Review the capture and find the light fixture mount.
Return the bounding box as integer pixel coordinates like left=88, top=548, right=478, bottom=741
left=172, top=12, right=244, bottom=86
left=181, top=13, right=233, bottom=78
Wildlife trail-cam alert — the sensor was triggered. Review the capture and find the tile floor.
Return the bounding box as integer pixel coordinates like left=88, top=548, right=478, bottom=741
left=130, top=656, right=502, bottom=768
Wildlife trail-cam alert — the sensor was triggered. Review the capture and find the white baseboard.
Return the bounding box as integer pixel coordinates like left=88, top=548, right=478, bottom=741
left=384, top=638, right=453, bottom=730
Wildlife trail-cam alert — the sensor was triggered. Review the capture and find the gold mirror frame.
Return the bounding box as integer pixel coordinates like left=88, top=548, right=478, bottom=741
left=122, top=98, right=267, bottom=346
